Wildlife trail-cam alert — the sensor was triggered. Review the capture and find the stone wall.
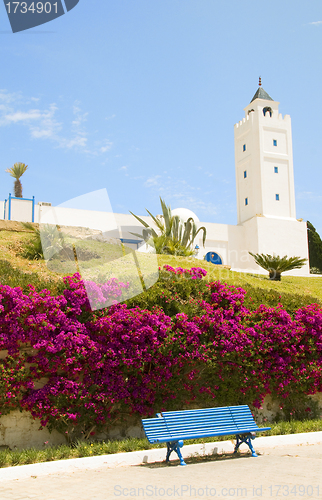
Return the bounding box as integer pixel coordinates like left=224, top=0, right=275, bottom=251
left=0, top=411, right=66, bottom=451
left=1, top=393, right=321, bottom=450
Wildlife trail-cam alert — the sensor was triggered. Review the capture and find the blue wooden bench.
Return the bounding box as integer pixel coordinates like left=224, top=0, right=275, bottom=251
left=142, top=405, right=271, bottom=466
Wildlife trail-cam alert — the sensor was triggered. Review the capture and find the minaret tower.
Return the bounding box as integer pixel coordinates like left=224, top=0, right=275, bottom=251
left=234, top=78, right=296, bottom=225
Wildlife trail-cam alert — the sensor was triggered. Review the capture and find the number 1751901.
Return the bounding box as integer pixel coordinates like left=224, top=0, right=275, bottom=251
left=6, top=2, right=58, bottom=14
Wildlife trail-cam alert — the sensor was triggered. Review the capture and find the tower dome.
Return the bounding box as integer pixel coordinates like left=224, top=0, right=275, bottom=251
left=172, top=208, right=200, bottom=222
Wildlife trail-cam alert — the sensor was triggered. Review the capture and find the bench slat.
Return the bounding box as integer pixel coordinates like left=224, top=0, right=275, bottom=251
left=142, top=405, right=271, bottom=444
left=142, top=405, right=271, bottom=464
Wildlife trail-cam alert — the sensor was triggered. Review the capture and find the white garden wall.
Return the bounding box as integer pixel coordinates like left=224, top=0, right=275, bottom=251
left=1, top=393, right=321, bottom=450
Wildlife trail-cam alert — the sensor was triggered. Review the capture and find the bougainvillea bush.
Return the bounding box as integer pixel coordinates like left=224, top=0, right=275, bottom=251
left=0, top=266, right=322, bottom=442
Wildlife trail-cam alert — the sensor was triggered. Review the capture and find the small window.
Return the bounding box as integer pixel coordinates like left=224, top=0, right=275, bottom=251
left=263, top=107, right=272, bottom=117
left=274, top=166, right=278, bottom=173
left=273, top=139, right=277, bottom=147
left=245, top=197, right=248, bottom=206
left=243, top=144, right=246, bottom=152
left=244, top=170, right=247, bottom=178
left=275, top=194, right=280, bottom=201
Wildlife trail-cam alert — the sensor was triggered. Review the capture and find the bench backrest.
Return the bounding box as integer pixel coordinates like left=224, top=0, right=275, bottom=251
left=142, top=405, right=261, bottom=443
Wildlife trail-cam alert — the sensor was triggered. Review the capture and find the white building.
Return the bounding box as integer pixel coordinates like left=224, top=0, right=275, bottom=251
left=0, top=82, right=310, bottom=276
left=197, top=82, right=309, bottom=275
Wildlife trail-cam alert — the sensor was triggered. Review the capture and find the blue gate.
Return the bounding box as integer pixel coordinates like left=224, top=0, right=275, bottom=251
left=204, top=252, right=223, bottom=265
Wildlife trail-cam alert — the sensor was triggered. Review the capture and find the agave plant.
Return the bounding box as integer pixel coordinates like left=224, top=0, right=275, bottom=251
left=249, top=252, right=307, bottom=281
left=21, top=223, right=65, bottom=260
left=130, top=198, right=206, bottom=256
left=5, top=162, right=28, bottom=198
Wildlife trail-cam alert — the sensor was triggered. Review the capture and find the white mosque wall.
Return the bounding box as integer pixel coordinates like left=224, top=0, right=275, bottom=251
left=227, top=222, right=251, bottom=270
left=36, top=205, right=149, bottom=242
left=197, top=222, right=245, bottom=269
left=238, top=216, right=309, bottom=276
left=198, top=216, right=309, bottom=276
left=256, top=217, right=309, bottom=276
left=38, top=205, right=119, bottom=233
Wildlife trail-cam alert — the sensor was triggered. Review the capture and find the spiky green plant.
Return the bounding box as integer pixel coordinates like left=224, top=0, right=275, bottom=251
left=21, top=222, right=43, bottom=260
left=21, top=223, right=65, bottom=261
left=130, top=198, right=206, bottom=256
left=5, top=162, right=28, bottom=198
left=249, top=252, right=307, bottom=281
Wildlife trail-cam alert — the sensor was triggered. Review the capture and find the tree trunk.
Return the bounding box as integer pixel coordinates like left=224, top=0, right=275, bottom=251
left=269, top=270, right=281, bottom=281
left=14, top=179, right=22, bottom=198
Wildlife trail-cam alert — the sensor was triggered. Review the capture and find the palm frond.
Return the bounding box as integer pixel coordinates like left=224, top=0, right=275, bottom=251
left=5, top=162, right=28, bottom=180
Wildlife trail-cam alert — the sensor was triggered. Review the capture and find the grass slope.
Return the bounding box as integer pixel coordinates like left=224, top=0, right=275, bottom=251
left=0, top=224, right=322, bottom=304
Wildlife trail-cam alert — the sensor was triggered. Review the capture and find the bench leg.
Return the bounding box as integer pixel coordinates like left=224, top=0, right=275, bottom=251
left=234, top=433, right=258, bottom=457
left=166, top=440, right=186, bottom=466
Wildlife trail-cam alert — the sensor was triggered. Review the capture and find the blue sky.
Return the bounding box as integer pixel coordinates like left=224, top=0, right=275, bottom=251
left=1, top=1, right=322, bottom=234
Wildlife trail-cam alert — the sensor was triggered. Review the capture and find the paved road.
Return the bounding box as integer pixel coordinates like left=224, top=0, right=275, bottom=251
left=0, top=443, right=321, bottom=500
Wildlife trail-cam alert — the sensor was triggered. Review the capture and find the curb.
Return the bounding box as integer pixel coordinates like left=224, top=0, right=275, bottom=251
left=1, top=431, right=322, bottom=482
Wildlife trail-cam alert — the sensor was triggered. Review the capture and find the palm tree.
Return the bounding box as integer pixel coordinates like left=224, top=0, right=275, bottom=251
left=5, top=162, right=28, bottom=198
left=249, top=252, right=307, bottom=281
left=130, top=198, right=207, bottom=256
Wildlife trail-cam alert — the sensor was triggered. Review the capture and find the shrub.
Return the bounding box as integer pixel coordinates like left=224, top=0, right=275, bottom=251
left=20, top=223, right=44, bottom=260
left=1, top=265, right=322, bottom=443
left=125, top=265, right=209, bottom=318
left=249, top=253, right=307, bottom=281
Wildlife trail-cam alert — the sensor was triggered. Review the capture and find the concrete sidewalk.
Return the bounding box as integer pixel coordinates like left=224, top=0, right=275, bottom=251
left=0, top=433, right=321, bottom=499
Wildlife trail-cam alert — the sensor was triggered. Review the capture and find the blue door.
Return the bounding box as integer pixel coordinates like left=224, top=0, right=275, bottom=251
left=204, top=252, right=223, bottom=265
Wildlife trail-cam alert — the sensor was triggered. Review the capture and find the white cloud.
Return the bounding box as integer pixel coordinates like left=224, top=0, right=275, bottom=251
left=29, top=104, right=61, bottom=140
left=142, top=172, right=220, bottom=219
left=0, top=90, right=113, bottom=156
left=31, top=129, right=55, bottom=139
left=4, top=110, right=42, bottom=123
left=309, top=21, right=322, bottom=25
left=100, top=140, right=113, bottom=153
left=60, top=136, right=88, bottom=149
left=297, top=191, right=322, bottom=201
left=72, top=102, right=88, bottom=129
left=119, top=165, right=129, bottom=176
left=0, top=90, right=21, bottom=105
left=144, top=175, right=162, bottom=187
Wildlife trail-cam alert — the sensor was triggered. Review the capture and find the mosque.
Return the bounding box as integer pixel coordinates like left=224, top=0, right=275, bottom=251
left=1, top=81, right=310, bottom=276
left=137, top=80, right=310, bottom=275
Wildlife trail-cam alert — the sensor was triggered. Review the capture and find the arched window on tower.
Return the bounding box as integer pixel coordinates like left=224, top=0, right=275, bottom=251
left=248, top=109, right=254, bottom=115
left=263, top=107, right=272, bottom=117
